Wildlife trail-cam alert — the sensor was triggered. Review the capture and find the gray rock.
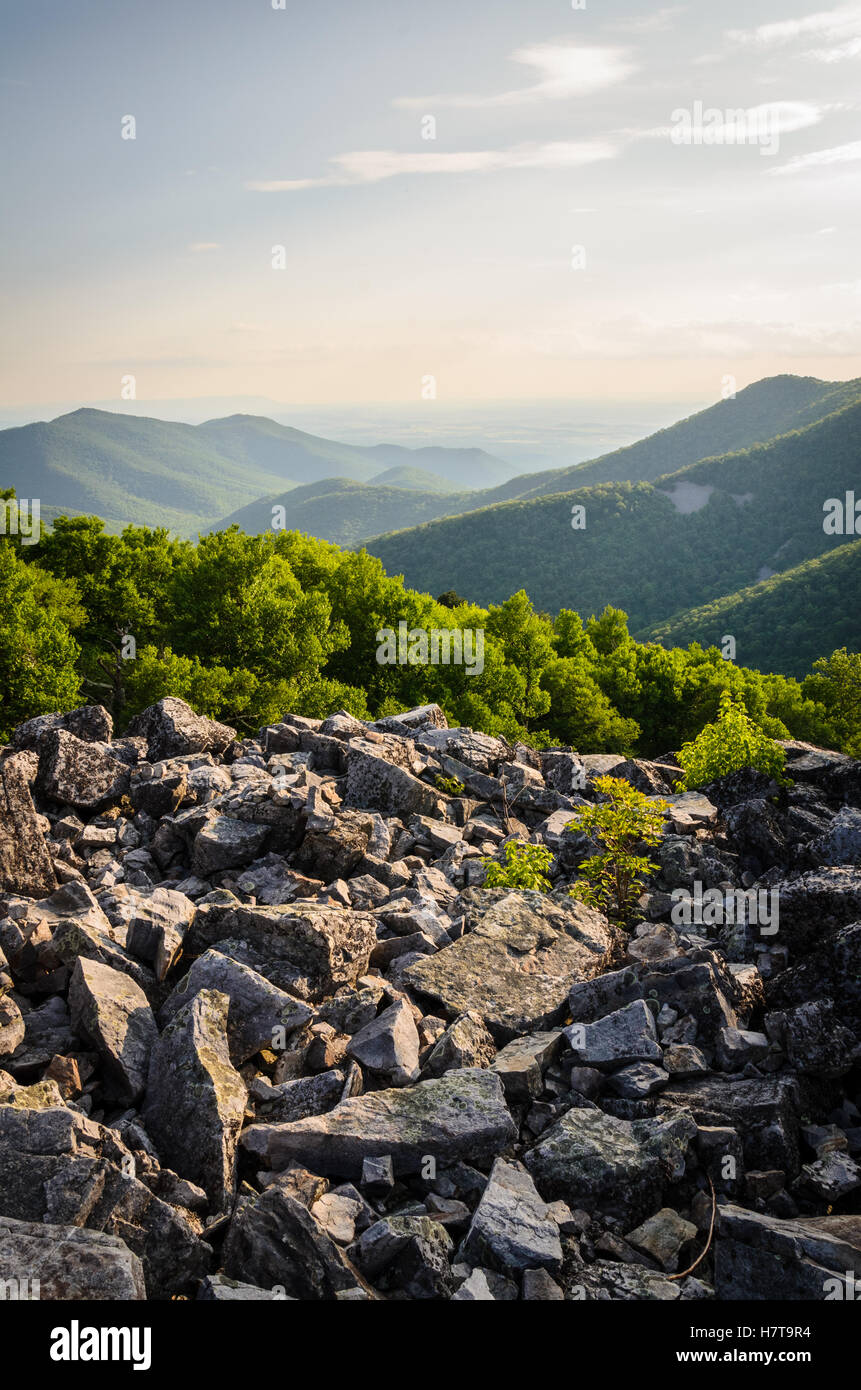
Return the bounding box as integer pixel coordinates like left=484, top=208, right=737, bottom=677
left=345, top=738, right=441, bottom=819
left=39, top=731, right=130, bottom=810
left=715, top=1026, right=770, bottom=1073
left=198, top=1273, right=292, bottom=1300
left=714, top=1204, right=861, bottom=1299
left=125, top=697, right=235, bottom=762
left=607, top=1062, right=670, bottom=1098
left=143, top=989, right=247, bottom=1211
left=243, top=1067, right=517, bottom=1179
left=69, top=956, right=158, bottom=1103
left=626, top=1208, right=698, bottom=1272
left=490, top=1032, right=562, bottom=1101
left=525, top=1106, right=697, bottom=1225
left=0, top=1215, right=145, bottom=1300
left=186, top=900, right=377, bottom=1002
left=0, top=997, right=25, bottom=1059
left=192, top=815, right=270, bottom=875
left=421, top=1011, right=497, bottom=1079
left=451, top=1267, right=497, bottom=1300
left=221, top=1183, right=372, bottom=1299
left=564, top=1001, right=663, bottom=1071
left=123, top=886, right=195, bottom=982
left=404, top=889, right=614, bottom=1043
left=347, top=999, right=420, bottom=1086
left=0, top=753, right=57, bottom=898
left=461, top=1158, right=562, bottom=1274
left=661, top=1075, right=801, bottom=1177
left=160, top=949, right=311, bottom=1064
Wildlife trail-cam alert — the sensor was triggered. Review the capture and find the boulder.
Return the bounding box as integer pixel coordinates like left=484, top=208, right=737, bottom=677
left=461, top=1158, right=562, bottom=1275
left=160, top=949, right=311, bottom=1064
left=186, top=901, right=377, bottom=1002
left=404, top=890, right=614, bottom=1043
left=0, top=1215, right=145, bottom=1300
left=125, top=697, right=235, bottom=762
left=142, top=989, right=247, bottom=1211
left=38, top=731, right=130, bottom=810
left=714, top=1204, right=861, bottom=1300
left=524, top=1106, right=697, bottom=1225
left=0, top=753, right=57, bottom=898
left=347, top=999, right=421, bottom=1087
left=242, top=1067, right=516, bottom=1178
left=68, top=956, right=158, bottom=1103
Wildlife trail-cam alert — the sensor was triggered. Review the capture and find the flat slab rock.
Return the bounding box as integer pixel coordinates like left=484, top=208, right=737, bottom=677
left=403, top=889, right=615, bottom=1043
left=242, top=1067, right=517, bottom=1179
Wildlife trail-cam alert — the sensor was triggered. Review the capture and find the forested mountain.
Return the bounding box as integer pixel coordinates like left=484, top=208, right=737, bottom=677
left=208, top=477, right=474, bottom=549
left=0, top=409, right=510, bottom=535
left=642, top=540, right=861, bottom=678
left=364, top=393, right=861, bottom=648
left=366, top=465, right=461, bottom=493
left=216, top=375, right=861, bottom=544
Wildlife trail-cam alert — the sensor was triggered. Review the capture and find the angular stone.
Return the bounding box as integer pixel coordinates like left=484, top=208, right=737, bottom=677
left=345, top=739, right=441, bottom=819
left=354, top=1213, right=453, bottom=1298
left=143, top=989, right=247, bottom=1211
left=564, top=1001, right=663, bottom=1071
left=490, top=1032, right=562, bottom=1102
left=0, top=754, right=57, bottom=898
left=69, top=956, right=157, bottom=1103
left=0, top=997, right=25, bottom=1059
left=525, top=1106, right=697, bottom=1225
left=198, top=1273, right=290, bottom=1300
left=404, top=890, right=614, bottom=1044
left=626, top=1208, right=697, bottom=1272
left=125, top=697, right=235, bottom=762
left=12, top=704, right=113, bottom=751
left=715, top=1027, right=770, bottom=1073
left=461, top=1158, right=562, bottom=1275
left=221, top=1184, right=371, bottom=1299
left=421, top=1011, right=497, bottom=1079
left=243, top=1067, right=517, bottom=1179
left=124, top=887, right=195, bottom=982
left=347, top=999, right=420, bottom=1087
left=192, top=816, right=270, bottom=875
left=39, top=731, right=130, bottom=810
left=186, top=900, right=377, bottom=1002
left=714, top=1204, right=861, bottom=1299
left=661, top=1075, right=801, bottom=1177
left=161, top=949, right=311, bottom=1064
left=607, top=1062, right=670, bottom=1099
left=0, top=1215, right=145, bottom=1300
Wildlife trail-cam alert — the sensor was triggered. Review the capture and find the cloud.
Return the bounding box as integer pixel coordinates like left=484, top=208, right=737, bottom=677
left=727, top=4, right=861, bottom=61
left=768, top=138, right=861, bottom=174
left=247, top=140, right=618, bottom=192
left=188, top=242, right=220, bottom=252
left=393, top=43, right=636, bottom=109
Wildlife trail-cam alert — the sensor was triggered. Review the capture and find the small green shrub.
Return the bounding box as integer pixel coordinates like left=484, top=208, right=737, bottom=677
left=434, top=774, right=466, bottom=797
left=675, top=691, right=787, bottom=790
left=567, top=775, right=667, bottom=921
left=483, top=839, right=553, bottom=892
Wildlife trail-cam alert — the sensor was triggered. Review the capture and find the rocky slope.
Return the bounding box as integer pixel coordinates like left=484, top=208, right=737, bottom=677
left=0, top=697, right=859, bottom=1301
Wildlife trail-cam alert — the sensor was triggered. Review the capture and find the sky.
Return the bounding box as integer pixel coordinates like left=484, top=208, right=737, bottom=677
left=2, top=0, right=861, bottom=416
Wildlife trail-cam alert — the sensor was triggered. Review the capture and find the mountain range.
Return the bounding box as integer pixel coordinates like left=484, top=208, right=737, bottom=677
left=2, top=374, right=860, bottom=678
left=0, top=408, right=514, bottom=535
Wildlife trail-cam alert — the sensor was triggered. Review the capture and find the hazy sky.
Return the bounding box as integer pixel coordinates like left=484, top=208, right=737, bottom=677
left=2, top=0, right=860, bottom=411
